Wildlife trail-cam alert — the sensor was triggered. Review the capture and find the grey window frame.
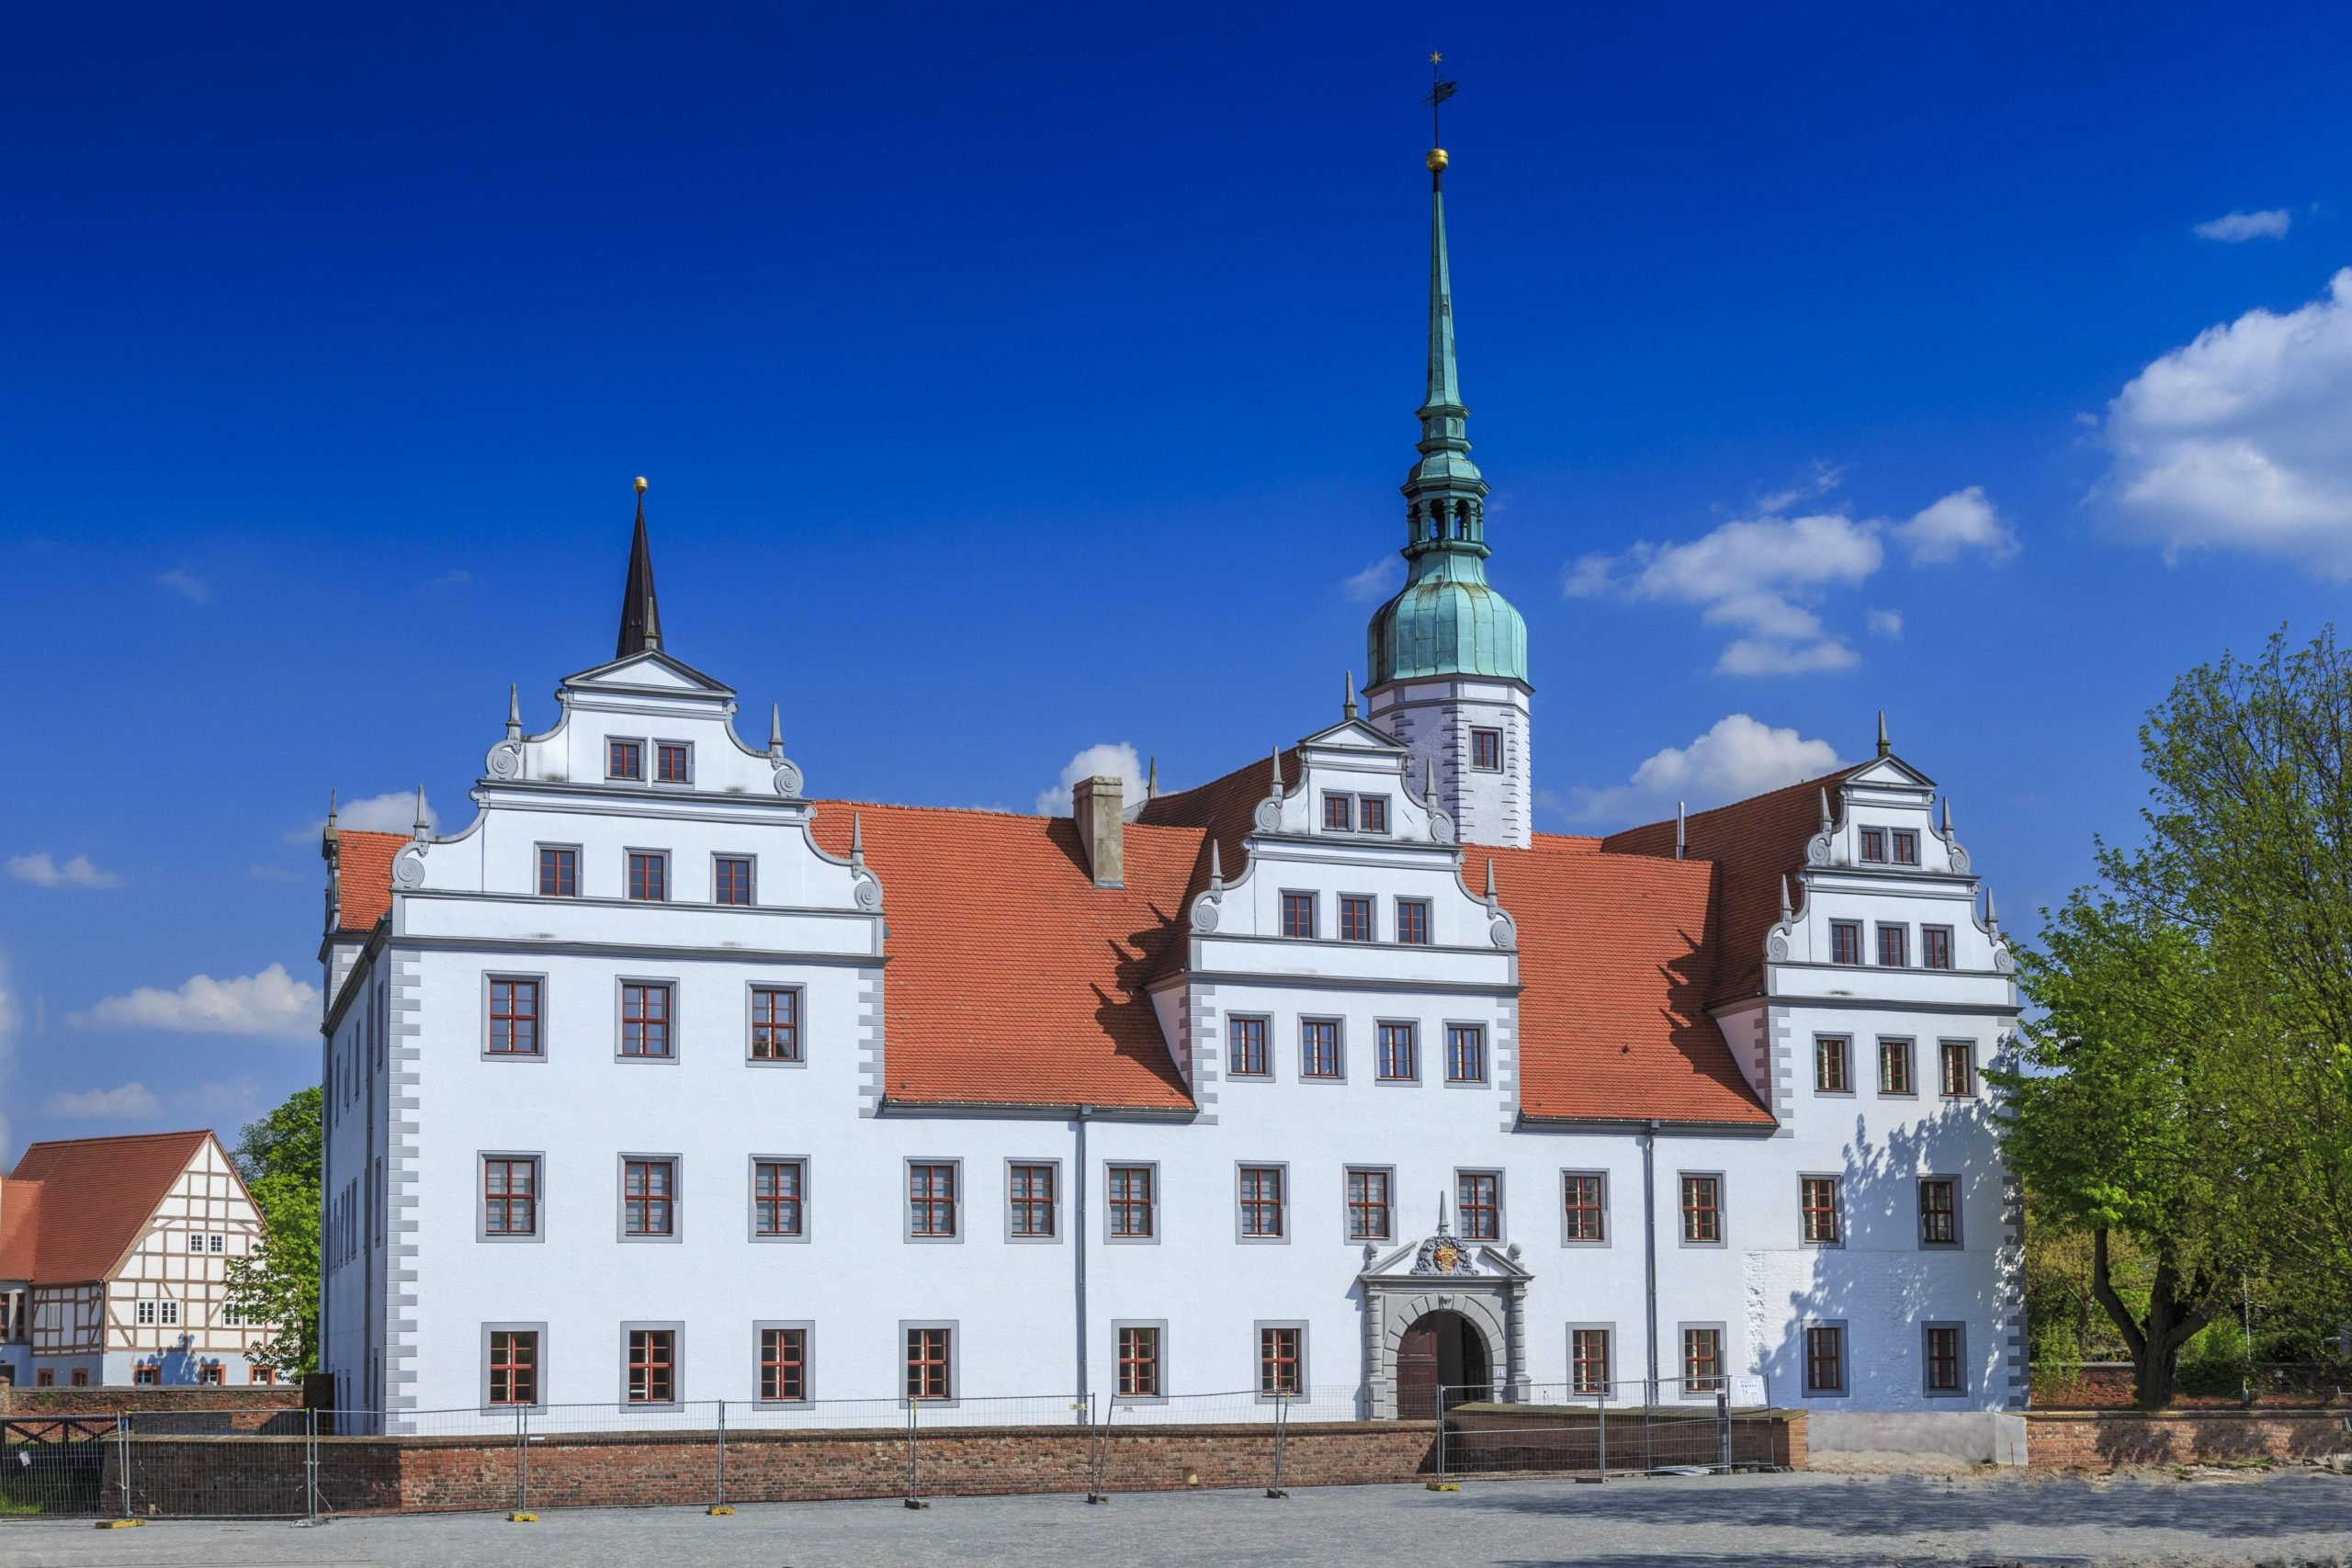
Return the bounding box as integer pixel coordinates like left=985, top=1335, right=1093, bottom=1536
left=653, top=738, right=695, bottom=786
left=747, top=1154, right=810, bottom=1244
left=903, top=1156, right=964, bottom=1244
left=1877, top=1036, right=1917, bottom=1097
left=1358, top=795, right=1391, bottom=836
left=1003, top=1156, right=1064, bottom=1245
left=1858, top=826, right=1887, bottom=863
left=1567, top=1323, right=1614, bottom=1396
left=480, top=1321, right=548, bottom=1413
left=1336, top=891, right=1378, bottom=943
left=1443, top=1020, right=1489, bottom=1086
left=1235, top=1161, right=1290, bottom=1244
left=1253, top=1319, right=1308, bottom=1402
left=1395, top=897, right=1433, bottom=946
left=1374, top=1019, right=1419, bottom=1083
left=1799, top=1173, right=1844, bottom=1248
left=482, top=972, right=549, bottom=1062
left=1677, top=1170, right=1727, bottom=1248
left=744, top=982, right=806, bottom=1068
left=1103, top=1160, right=1160, bottom=1245
left=617, top=1153, right=683, bottom=1243
left=624, top=847, right=671, bottom=904
left=1676, top=1321, right=1729, bottom=1398
left=899, top=1319, right=959, bottom=1409
left=1298, top=1017, right=1346, bottom=1082
left=535, top=841, right=582, bottom=898
left=620, top=1320, right=684, bottom=1409
left=1279, top=889, right=1318, bottom=940
left=1921, top=923, right=1955, bottom=970
left=1920, top=1320, right=1969, bottom=1398
left=1319, top=793, right=1355, bottom=833
left=1801, top=1319, right=1850, bottom=1398
left=614, top=975, right=681, bottom=1064
left=1453, top=1167, right=1505, bottom=1243
left=1343, top=1164, right=1396, bottom=1245
left=605, top=736, right=648, bottom=781
left=1939, top=1038, right=1979, bottom=1099
left=711, top=851, right=756, bottom=908
left=1874, top=921, right=1909, bottom=968
left=1813, top=1034, right=1853, bottom=1096
left=753, top=1319, right=814, bottom=1405
left=1828, top=919, right=1862, bottom=965
left=1111, top=1319, right=1170, bottom=1404
left=1560, top=1168, right=1610, bottom=1247
left=1226, top=1014, right=1272, bottom=1078
left=1891, top=828, right=1920, bottom=866
left=1469, top=727, right=1504, bottom=773
left=477, top=1151, right=545, bottom=1243
left=1917, top=1174, right=1963, bottom=1249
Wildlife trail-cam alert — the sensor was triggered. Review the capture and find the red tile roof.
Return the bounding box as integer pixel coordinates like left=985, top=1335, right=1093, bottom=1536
left=5, top=1131, right=217, bottom=1283
left=0, top=1179, right=44, bottom=1280
left=331, top=829, right=407, bottom=935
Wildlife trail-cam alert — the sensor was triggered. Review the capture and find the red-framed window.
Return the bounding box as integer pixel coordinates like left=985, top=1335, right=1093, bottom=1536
left=1924, top=1325, right=1963, bottom=1393
left=1879, top=1038, right=1915, bottom=1095
left=1107, top=1165, right=1153, bottom=1238
left=628, top=1328, right=674, bottom=1403
left=1008, top=1163, right=1056, bottom=1238
left=483, top=1157, right=537, bottom=1235
left=1117, top=1325, right=1159, bottom=1397
left=1939, top=1040, right=1976, bottom=1099
left=537, top=846, right=578, bottom=897
left=1877, top=924, right=1909, bottom=967
left=251, top=1366, right=277, bottom=1386
left=1859, top=827, right=1886, bottom=863
left=1258, top=1326, right=1301, bottom=1395
left=1445, top=1024, right=1486, bottom=1083
left=1300, top=1020, right=1340, bottom=1078
left=1892, top=829, right=1920, bottom=866
left=133, top=1365, right=159, bottom=1387
left=750, top=987, right=798, bottom=1061
left=1456, top=1172, right=1499, bottom=1240
left=627, top=852, right=668, bottom=903
left=1801, top=1177, right=1841, bottom=1245
left=487, top=978, right=541, bottom=1056
left=1680, top=1175, right=1722, bottom=1244
left=1471, top=728, right=1502, bottom=771
left=1681, top=1327, right=1724, bottom=1393
left=1396, top=898, right=1430, bottom=945
left=1814, top=1036, right=1849, bottom=1093
left=1238, top=1166, right=1284, bottom=1237
left=1919, top=1178, right=1958, bottom=1246
left=1563, top=1173, right=1605, bottom=1242
left=1829, top=921, right=1862, bottom=965
left=1922, top=925, right=1953, bottom=970
left=1376, top=1021, right=1416, bottom=1080
left=1347, top=1168, right=1391, bottom=1241
left=657, top=742, right=690, bottom=784
left=761, top=1327, right=807, bottom=1402
left=623, top=1159, right=675, bottom=1236
left=1360, top=795, right=1388, bottom=835
left=489, top=1329, right=538, bottom=1405
left=70, top=1368, right=90, bottom=1387
left=1571, top=1328, right=1611, bottom=1395
left=1804, top=1325, right=1846, bottom=1394
left=753, top=1160, right=804, bottom=1237
left=198, top=1363, right=223, bottom=1385
left=1339, top=896, right=1374, bottom=942
left=1227, top=1016, right=1268, bottom=1077
left=1281, top=893, right=1317, bottom=940
left=909, top=1163, right=957, bottom=1238
left=715, top=856, right=752, bottom=906
left=1322, top=795, right=1353, bottom=831
left=905, top=1327, right=952, bottom=1401
left=621, top=982, right=673, bottom=1057
left=608, top=739, right=643, bottom=780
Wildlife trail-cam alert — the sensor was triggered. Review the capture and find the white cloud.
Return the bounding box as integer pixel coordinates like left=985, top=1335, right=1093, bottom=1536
left=287, top=788, right=437, bottom=843
left=2098, top=269, right=2352, bottom=578
left=7, top=852, right=127, bottom=889
left=1893, top=486, right=2018, bottom=564
left=156, top=569, right=210, bottom=603
left=1866, top=609, right=1905, bottom=639
left=72, top=963, right=319, bottom=1042
left=1340, top=557, right=1403, bottom=603
left=1562, top=715, right=1844, bottom=824
left=1035, top=742, right=1148, bottom=817
left=44, top=1082, right=162, bottom=1120
left=2195, top=209, right=2292, bottom=243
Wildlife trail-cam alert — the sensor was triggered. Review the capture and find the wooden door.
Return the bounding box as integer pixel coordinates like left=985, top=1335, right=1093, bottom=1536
left=1396, top=1317, right=1439, bottom=1419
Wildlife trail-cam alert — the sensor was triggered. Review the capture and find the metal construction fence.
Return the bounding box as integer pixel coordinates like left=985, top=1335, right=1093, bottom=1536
left=1435, top=1379, right=1799, bottom=1481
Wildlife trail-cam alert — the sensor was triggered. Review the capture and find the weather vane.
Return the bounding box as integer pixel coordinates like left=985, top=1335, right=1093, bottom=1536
left=1424, top=51, right=1457, bottom=147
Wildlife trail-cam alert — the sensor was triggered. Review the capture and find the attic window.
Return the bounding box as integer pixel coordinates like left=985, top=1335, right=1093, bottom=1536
left=609, top=740, right=644, bottom=781
left=1322, top=795, right=1353, bottom=832
left=1859, top=828, right=1886, bottom=863
left=1891, top=829, right=1920, bottom=866
left=657, top=743, right=691, bottom=784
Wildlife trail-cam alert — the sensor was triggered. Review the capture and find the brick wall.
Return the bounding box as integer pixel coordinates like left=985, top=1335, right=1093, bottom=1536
left=2026, top=1412, right=2352, bottom=1468
left=1, top=1384, right=299, bottom=1428
left=1445, top=1406, right=1804, bottom=1472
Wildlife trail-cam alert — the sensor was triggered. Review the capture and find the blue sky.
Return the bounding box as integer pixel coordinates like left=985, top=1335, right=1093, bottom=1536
left=5, top=1, right=2348, bottom=1162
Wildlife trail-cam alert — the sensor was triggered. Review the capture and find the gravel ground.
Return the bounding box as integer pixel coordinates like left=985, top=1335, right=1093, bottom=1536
left=6, top=1469, right=2352, bottom=1568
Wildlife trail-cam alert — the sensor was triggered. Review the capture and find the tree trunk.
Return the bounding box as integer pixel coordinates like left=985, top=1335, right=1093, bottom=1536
left=2088, top=1228, right=2222, bottom=1412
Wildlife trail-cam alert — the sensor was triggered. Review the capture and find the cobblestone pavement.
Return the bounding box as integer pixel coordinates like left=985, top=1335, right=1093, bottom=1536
left=6, top=1470, right=2352, bottom=1568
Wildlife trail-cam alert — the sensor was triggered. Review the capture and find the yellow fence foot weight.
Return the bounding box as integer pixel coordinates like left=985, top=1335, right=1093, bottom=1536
left=508, top=1511, right=538, bottom=1523
left=95, top=1519, right=146, bottom=1529
left=1425, top=1481, right=1462, bottom=1492
left=707, top=1505, right=736, bottom=1515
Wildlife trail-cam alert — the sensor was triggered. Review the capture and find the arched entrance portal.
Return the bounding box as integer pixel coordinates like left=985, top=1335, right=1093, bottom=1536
left=1394, top=1310, right=1492, bottom=1419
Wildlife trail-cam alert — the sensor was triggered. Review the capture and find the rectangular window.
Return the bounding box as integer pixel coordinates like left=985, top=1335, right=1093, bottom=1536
left=209, top=1233, right=224, bottom=1254
left=1347, top=1168, right=1392, bottom=1241
left=1300, top=1020, right=1341, bottom=1079
left=1829, top=920, right=1862, bottom=965
left=628, top=852, right=668, bottom=903
left=537, top=846, right=579, bottom=897
left=133, top=1365, right=158, bottom=1386
left=1456, top=1171, right=1500, bottom=1240
left=136, top=1299, right=156, bottom=1326
left=1859, top=827, right=1886, bottom=863
left=1258, top=1326, right=1302, bottom=1395
left=753, top=1160, right=805, bottom=1238
left=1281, top=893, right=1317, bottom=940
left=489, top=1329, right=538, bottom=1405
left=1571, top=1328, right=1611, bottom=1395
left=1877, top=924, right=1909, bottom=967
left=1238, top=1166, right=1285, bottom=1238
left=1445, top=1024, right=1487, bottom=1083
left=34, top=1370, right=51, bottom=1387
left=1360, top=796, right=1389, bottom=835
left=1471, top=728, right=1502, bottom=772
left=1008, top=1163, right=1056, bottom=1238
left=623, top=1159, right=676, bottom=1236
left=657, top=742, right=691, bottom=784
left=750, top=987, right=799, bottom=1062
left=1892, top=829, right=1920, bottom=866
left=159, top=1300, right=180, bottom=1326
left=1563, top=1173, right=1606, bottom=1243
left=187, top=1233, right=203, bottom=1252
left=1681, top=1327, right=1724, bottom=1393
left=909, top=1162, right=957, bottom=1238
left=1922, top=925, right=1954, bottom=970
left=715, top=855, right=752, bottom=906
left=1879, top=1037, right=1915, bottom=1095
left=1117, top=1325, right=1160, bottom=1397
left=1322, top=795, right=1353, bottom=831
left=761, top=1327, right=807, bottom=1402
left=608, top=739, right=643, bottom=781
left=483, top=1157, right=538, bottom=1236
left=905, top=1326, right=952, bottom=1401
left=1923, top=1325, right=1965, bottom=1394
left=1939, top=1040, right=1976, bottom=1099
left=1376, top=1021, right=1417, bottom=1081
left=627, top=1328, right=674, bottom=1403
left=71, top=1368, right=89, bottom=1387
left=1814, top=1035, right=1849, bottom=1094
left=1339, top=895, right=1374, bottom=942
left=1804, top=1325, right=1846, bottom=1394
left=1107, top=1165, right=1155, bottom=1239
left=1680, top=1175, right=1723, bottom=1244
left=489, top=978, right=541, bottom=1056
left=1396, top=899, right=1430, bottom=946
left=620, top=982, right=673, bottom=1057
left=1227, top=1016, right=1269, bottom=1077
left=1801, top=1177, right=1841, bottom=1245
left=1919, top=1178, right=1959, bottom=1247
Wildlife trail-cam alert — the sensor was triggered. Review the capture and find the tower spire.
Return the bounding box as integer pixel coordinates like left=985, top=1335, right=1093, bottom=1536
left=616, top=476, right=663, bottom=659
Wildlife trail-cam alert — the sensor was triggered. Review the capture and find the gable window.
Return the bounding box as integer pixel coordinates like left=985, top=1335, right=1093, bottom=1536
left=1281, top=893, right=1317, bottom=940
left=1814, top=1036, right=1850, bottom=1094
left=627, top=1328, right=674, bottom=1403
left=1471, top=728, right=1503, bottom=772
left=753, top=1160, right=805, bottom=1238
left=1456, top=1171, right=1500, bottom=1240
left=1117, top=1325, right=1160, bottom=1397
left=489, top=1329, right=538, bottom=1405
left=623, top=1159, right=676, bottom=1237
left=1238, top=1166, right=1285, bottom=1238
left=761, top=1327, right=808, bottom=1402
left=1800, top=1177, right=1842, bottom=1246
left=628, top=852, right=668, bottom=903
left=1879, top=1038, right=1916, bottom=1096
left=1445, top=1024, right=1487, bottom=1084
left=1859, top=827, right=1886, bottom=863
left=908, top=1162, right=958, bottom=1239
left=608, top=739, right=644, bottom=781
left=1008, top=1163, right=1056, bottom=1238
left=1300, top=1020, right=1341, bottom=1079
left=488, top=978, right=541, bottom=1056
left=1339, top=896, right=1374, bottom=942
left=620, top=982, right=673, bottom=1057
left=1892, top=829, right=1920, bottom=866
left=1322, top=795, right=1353, bottom=832
left=1107, top=1164, right=1155, bottom=1239
left=715, top=856, right=752, bottom=906
left=750, top=987, right=799, bottom=1062
left=1571, top=1328, right=1611, bottom=1395
left=1563, top=1172, right=1606, bottom=1243
left=656, top=742, right=691, bottom=784
left=483, top=1157, right=538, bottom=1236
left=1804, top=1324, right=1847, bottom=1395
left=1359, top=796, right=1389, bottom=834
left=1919, top=1178, right=1960, bottom=1247
left=1876, top=924, right=1909, bottom=967
left=1923, top=1324, right=1966, bottom=1395
left=1939, top=1040, right=1977, bottom=1099
left=905, top=1326, right=953, bottom=1401
left=537, top=846, right=578, bottom=897
left=1258, top=1325, right=1303, bottom=1395
left=1681, top=1327, right=1724, bottom=1393
left=1396, top=899, right=1430, bottom=946
left=188, top=1233, right=205, bottom=1253
left=1922, top=925, right=1954, bottom=970
left=1829, top=921, right=1862, bottom=965
left=1347, top=1168, right=1392, bottom=1241
left=1376, top=1021, right=1417, bottom=1081
left=1227, top=1016, right=1269, bottom=1077
left=1679, top=1175, right=1724, bottom=1244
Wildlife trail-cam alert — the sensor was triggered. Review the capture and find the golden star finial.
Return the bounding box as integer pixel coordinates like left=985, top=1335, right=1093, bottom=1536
left=1430, top=51, right=1442, bottom=63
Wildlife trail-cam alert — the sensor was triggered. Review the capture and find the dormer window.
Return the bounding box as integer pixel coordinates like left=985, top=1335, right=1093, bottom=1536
left=1860, top=828, right=1886, bottom=863
left=1322, top=795, right=1353, bottom=832
left=1360, top=796, right=1388, bottom=834
left=657, top=742, right=691, bottom=784
left=1471, top=728, right=1503, bottom=772
left=1891, top=829, right=1919, bottom=866
left=608, top=740, right=644, bottom=781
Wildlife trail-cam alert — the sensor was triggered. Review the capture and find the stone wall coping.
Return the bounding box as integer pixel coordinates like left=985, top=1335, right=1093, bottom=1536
left=2023, top=1409, right=2351, bottom=1424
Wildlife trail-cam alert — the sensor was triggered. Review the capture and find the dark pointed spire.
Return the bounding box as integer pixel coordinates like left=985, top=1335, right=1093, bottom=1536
left=1876, top=709, right=1891, bottom=759
left=616, top=477, right=663, bottom=659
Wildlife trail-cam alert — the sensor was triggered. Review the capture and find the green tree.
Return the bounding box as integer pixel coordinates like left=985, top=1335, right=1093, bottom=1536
left=221, top=1086, right=322, bottom=1379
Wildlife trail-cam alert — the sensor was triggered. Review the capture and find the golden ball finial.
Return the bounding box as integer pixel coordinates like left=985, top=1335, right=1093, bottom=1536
left=633, top=476, right=649, bottom=494
left=1426, top=148, right=1449, bottom=173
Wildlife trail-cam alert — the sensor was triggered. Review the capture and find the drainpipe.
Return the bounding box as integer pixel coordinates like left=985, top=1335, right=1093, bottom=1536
left=1643, top=1118, right=1661, bottom=1404
left=1074, top=1105, right=1092, bottom=1411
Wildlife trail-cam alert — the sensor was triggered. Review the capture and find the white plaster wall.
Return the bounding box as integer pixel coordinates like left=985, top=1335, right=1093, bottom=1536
left=1365, top=676, right=1532, bottom=849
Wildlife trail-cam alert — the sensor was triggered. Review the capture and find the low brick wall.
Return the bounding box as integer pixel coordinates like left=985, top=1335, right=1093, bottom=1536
left=0, top=1385, right=296, bottom=1424
left=2026, top=1411, right=2352, bottom=1469
left=1444, top=1404, right=1805, bottom=1472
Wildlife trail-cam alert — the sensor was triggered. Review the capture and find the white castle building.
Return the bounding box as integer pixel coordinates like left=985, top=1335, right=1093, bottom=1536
left=317, top=138, right=2023, bottom=1441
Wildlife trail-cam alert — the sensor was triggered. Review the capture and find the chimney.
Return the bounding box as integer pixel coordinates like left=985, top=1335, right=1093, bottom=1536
left=1072, top=775, right=1125, bottom=888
